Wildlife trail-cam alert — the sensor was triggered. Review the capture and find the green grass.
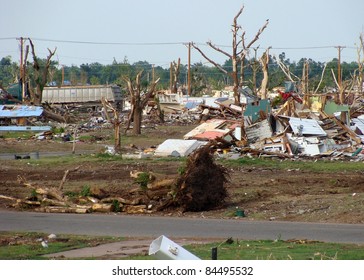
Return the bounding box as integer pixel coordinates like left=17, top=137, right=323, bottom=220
left=0, top=231, right=124, bottom=260
left=0, top=131, right=35, bottom=140
left=2, top=232, right=364, bottom=260
left=125, top=239, right=364, bottom=260
left=184, top=240, right=364, bottom=260
left=4, top=152, right=364, bottom=174
left=4, top=152, right=185, bottom=168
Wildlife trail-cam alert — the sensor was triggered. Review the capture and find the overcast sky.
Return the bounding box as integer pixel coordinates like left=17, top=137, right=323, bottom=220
left=1, top=0, right=363, bottom=67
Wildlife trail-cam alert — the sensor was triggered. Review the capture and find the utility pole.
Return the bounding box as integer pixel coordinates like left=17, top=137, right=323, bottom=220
left=335, top=46, right=346, bottom=104
left=18, top=37, right=25, bottom=100
left=336, top=46, right=345, bottom=88
left=152, top=64, right=155, bottom=83
left=188, top=42, right=191, bottom=96
left=61, top=65, right=65, bottom=86
left=169, top=62, right=173, bottom=91
left=302, top=60, right=309, bottom=94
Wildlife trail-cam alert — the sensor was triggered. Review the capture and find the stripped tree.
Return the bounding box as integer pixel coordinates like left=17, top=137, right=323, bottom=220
left=170, top=58, right=181, bottom=93
left=101, top=97, right=122, bottom=153
left=28, top=38, right=56, bottom=105
left=357, top=33, right=364, bottom=95
left=124, top=71, right=160, bottom=135
left=192, top=6, right=269, bottom=105
left=259, top=47, right=271, bottom=99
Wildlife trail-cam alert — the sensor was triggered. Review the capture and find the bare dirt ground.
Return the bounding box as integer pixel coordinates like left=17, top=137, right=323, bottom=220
left=1, top=122, right=364, bottom=225
left=1, top=124, right=364, bottom=259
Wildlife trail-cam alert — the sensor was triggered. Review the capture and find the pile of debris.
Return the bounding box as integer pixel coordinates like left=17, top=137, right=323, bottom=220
left=153, top=92, right=364, bottom=160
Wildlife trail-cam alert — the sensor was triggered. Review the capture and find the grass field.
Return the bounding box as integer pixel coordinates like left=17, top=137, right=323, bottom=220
left=1, top=232, right=364, bottom=260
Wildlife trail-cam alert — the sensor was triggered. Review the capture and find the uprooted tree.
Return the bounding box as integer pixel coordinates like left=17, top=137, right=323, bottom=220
left=192, top=6, right=269, bottom=105
left=131, top=144, right=230, bottom=212
left=174, top=144, right=229, bottom=211
left=124, top=70, right=160, bottom=135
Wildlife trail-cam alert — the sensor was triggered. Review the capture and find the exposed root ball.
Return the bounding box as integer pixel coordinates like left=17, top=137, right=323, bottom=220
left=175, top=145, right=229, bottom=211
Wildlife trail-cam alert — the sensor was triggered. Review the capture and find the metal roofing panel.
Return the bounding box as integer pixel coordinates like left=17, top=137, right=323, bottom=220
left=289, top=117, right=327, bottom=136
left=246, top=119, right=273, bottom=143
left=352, top=118, right=364, bottom=134
left=154, top=139, right=206, bottom=157
left=0, top=105, right=43, bottom=118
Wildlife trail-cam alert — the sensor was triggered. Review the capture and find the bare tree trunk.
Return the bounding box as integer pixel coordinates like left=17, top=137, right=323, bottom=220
left=101, top=97, right=121, bottom=153
left=170, top=58, right=180, bottom=93
left=232, top=56, right=240, bottom=104
left=124, top=71, right=160, bottom=135
left=132, top=106, right=142, bottom=135
left=259, top=48, right=270, bottom=99
left=42, top=108, right=67, bottom=123
left=239, top=58, right=245, bottom=87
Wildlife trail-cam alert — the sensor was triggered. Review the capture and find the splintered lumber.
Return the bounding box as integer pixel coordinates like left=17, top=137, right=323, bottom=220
left=86, top=196, right=99, bottom=203
left=42, top=206, right=90, bottom=214
left=12, top=200, right=41, bottom=209
left=23, top=200, right=41, bottom=206
left=147, top=178, right=175, bottom=190
left=123, top=205, right=146, bottom=214
left=241, top=147, right=293, bottom=158
left=17, top=175, right=64, bottom=201
left=101, top=197, right=140, bottom=205
left=147, top=189, right=171, bottom=200
left=59, top=166, right=80, bottom=190
left=92, top=203, right=114, bottom=213
left=0, top=195, right=18, bottom=201
left=41, top=198, right=68, bottom=207
left=58, top=170, right=70, bottom=190
left=35, top=187, right=64, bottom=201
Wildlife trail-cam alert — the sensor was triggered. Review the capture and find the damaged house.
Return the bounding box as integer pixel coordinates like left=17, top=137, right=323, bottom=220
left=0, top=105, right=51, bottom=132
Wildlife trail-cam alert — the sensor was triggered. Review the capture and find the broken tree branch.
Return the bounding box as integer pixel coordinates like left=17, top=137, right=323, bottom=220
left=314, top=63, right=327, bottom=94
left=191, top=43, right=229, bottom=75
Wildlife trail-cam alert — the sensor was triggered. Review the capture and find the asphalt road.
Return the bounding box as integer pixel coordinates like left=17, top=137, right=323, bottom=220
left=1, top=210, right=364, bottom=244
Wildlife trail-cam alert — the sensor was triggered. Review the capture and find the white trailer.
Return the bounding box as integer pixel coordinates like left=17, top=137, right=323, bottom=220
left=42, top=85, right=123, bottom=107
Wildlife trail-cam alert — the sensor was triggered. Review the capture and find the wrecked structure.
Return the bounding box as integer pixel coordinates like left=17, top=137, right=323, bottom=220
left=0, top=104, right=50, bottom=131
left=151, top=88, right=364, bottom=159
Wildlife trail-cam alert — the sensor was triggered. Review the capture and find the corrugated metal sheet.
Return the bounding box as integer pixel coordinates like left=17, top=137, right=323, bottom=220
left=246, top=119, right=273, bottom=143
left=0, top=105, right=43, bottom=118
left=352, top=118, right=364, bottom=134
left=289, top=117, right=327, bottom=136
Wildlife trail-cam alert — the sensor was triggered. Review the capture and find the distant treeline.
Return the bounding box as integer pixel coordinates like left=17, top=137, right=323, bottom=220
left=0, top=53, right=360, bottom=95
